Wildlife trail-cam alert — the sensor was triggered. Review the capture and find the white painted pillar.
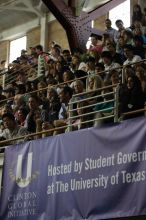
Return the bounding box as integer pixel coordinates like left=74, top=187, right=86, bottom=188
left=40, top=14, right=49, bottom=52
left=130, top=0, right=133, bottom=25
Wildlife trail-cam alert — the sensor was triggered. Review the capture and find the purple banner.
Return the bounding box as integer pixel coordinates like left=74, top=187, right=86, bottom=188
left=1, top=116, right=146, bottom=219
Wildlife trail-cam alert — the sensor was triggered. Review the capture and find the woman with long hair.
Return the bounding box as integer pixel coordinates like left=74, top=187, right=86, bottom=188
left=119, top=75, right=145, bottom=119
left=132, top=4, right=144, bottom=25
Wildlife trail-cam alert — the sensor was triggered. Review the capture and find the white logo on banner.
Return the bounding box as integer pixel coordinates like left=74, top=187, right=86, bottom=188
left=16, top=152, right=33, bottom=188
left=8, top=152, right=39, bottom=188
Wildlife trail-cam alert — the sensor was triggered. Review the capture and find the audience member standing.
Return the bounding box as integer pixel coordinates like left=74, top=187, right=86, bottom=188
left=104, top=19, right=118, bottom=43
left=35, top=45, right=48, bottom=77
left=115, top=19, right=131, bottom=39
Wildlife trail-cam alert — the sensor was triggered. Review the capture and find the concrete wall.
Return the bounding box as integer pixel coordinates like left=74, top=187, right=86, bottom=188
left=0, top=27, right=41, bottom=64
left=94, top=14, right=107, bottom=31
left=48, top=20, right=69, bottom=50
left=27, top=27, right=41, bottom=50
left=0, top=41, right=9, bottom=64
left=0, top=20, right=69, bottom=63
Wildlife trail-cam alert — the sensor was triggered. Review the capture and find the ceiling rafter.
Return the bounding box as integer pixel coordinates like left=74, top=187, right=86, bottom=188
left=0, top=0, right=22, bottom=7
left=0, top=6, right=34, bottom=12
left=0, top=0, right=43, bottom=17
left=22, top=0, right=43, bottom=17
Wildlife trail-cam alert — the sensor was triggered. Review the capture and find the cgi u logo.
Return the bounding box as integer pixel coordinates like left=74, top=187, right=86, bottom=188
left=16, top=152, right=33, bottom=188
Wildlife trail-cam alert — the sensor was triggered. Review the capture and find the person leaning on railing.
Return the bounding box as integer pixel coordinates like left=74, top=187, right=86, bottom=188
left=72, top=100, right=94, bottom=130
left=86, top=74, right=103, bottom=105
left=94, top=80, right=115, bottom=126
left=0, top=112, right=29, bottom=146
left=53, top=86, right=73, bottom=135
left=24, top=94, right=49, bottom=134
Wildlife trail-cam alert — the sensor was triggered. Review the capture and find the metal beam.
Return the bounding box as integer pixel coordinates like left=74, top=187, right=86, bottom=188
left=0, top=18, right=40, bottom=41
left=23, top=0, right=43, bottom=17
left=0, top=0, right=43, bottom=17
left=88, top=0, right=126, bottom=20
left=42, top=0, right=127, bottom=52
left=42, top=0, right=90, bottom=52
left=0, top=6, right=34, bottom=12
left=0, top=0, right=24, bottom=7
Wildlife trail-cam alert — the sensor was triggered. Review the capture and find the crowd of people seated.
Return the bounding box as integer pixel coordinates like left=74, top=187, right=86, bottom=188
left=0, top=3, right=146, bottom=147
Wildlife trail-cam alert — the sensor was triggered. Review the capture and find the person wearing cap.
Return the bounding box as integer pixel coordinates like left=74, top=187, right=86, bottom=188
left=21, top=49, right=27, bottom=56
left=1, top=112, right=28, bottom=145
left=123, top=44, right=142, bottom=66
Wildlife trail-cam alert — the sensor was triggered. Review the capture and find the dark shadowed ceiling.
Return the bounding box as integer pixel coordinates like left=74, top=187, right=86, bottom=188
left=0, top=0, right=113, bottom=33
left=0, top=0, right=48, bottom=32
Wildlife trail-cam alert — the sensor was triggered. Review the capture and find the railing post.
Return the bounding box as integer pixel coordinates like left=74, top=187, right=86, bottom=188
left=68, top=100, right=73, bottom=132
left=114, top=85, right=119, bottom=123
left=2, top=73, right=6, bottom=88
left=122, top=66, right=125, bottom=84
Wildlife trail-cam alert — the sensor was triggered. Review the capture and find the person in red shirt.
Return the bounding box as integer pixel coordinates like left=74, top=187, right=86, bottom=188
left=88, top=33, right=103, bottom=54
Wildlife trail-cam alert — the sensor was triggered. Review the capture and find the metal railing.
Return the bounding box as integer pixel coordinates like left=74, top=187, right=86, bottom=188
left=0, top=59, right=146, bottom=149
left=1, top=58, right=145, bottom=103
left=0, top=83, right=119, bottom=149
left=2, top=63, right=38, bottom=87
left=68, top=84, right=119, bottom=131
left=0, top=104, right=146, bottom=151
left=121, top=59, right=146, bottom=83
